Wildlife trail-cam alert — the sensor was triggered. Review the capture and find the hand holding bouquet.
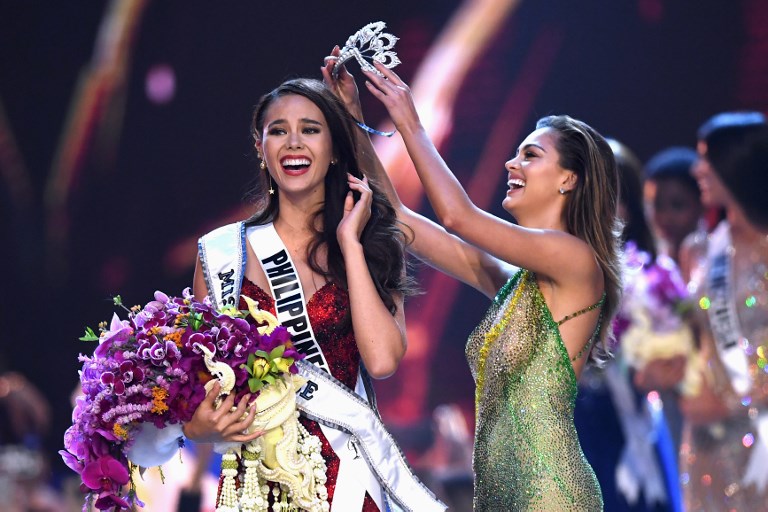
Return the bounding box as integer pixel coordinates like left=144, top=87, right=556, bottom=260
left=616, top=244, right=701, bottom=396
left=60, top=289, right=303, bottom=511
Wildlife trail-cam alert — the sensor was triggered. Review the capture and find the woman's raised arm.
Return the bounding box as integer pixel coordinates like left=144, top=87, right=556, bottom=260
left=321, top=51, right=514, bottom=298
left=361, top=63, right=599, bottom=287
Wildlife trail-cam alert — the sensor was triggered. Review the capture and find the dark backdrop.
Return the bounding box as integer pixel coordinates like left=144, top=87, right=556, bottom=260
left=1, top=0, right=765, bottom=477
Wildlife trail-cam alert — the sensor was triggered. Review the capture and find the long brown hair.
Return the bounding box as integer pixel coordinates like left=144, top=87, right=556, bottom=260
left=537, top=115, right=623, bottom=361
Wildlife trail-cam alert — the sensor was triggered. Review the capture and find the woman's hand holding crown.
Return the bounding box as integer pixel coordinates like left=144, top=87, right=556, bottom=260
left=362, top=62, right=422, bottom=136
left=322, top=45, right=363, bottom=119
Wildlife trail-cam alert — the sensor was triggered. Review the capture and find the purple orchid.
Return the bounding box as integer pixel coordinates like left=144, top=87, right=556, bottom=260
left=60, top=448, right=84, bottom=474
left=93, top=492, right=131, bottom=511
left=120, top=360, right=144, bottom=384
left=81, top=455, right=130, bottom=491
left=65, top=289, right=304, bottom=511
left=101, top=371, right=126, bottom=395
left=189, top=332, right=216, bottom=355
left=94, top=314, right=132, bottom=358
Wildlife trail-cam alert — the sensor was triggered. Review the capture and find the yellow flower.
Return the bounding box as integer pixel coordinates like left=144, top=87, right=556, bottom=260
left=164, top=330, right=183, bottom=348
left=151, top=386, right=169, bottom=414
left=251, top=357, right=271, bottom=381
left=219, top=305, right=245, bottom=319
left=272, top=357, right=293, bottom=374
left=113, top=423, right=129, bottom=440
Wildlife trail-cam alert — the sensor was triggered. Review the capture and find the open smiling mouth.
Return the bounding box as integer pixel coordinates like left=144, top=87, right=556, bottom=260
left=508, top=178, right=526, bottom=191
left=280, top=157, right=311, bottom=175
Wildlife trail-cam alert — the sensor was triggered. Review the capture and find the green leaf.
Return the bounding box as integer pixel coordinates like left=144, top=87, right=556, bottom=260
left=241, top=362, right=254, bottom=377
left=269, top=345, right=286, bottom=359
left=248, top=378, right=264, bottom=393
left=188, top=312, right=203, bottom=331
left=254, top=349, right=269, bottom=359
left=79, top=327, right=99, bottom=342
left=263, top=374, right=276, bottom=385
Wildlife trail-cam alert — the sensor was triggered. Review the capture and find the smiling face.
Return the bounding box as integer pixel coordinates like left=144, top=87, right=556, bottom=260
left=255, top=94, right=334, bottom=203
left=502, top=127, right=575, bottom=222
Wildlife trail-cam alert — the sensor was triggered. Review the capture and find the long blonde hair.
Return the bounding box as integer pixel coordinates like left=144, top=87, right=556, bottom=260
left=536, top=115, right=623, bottom=362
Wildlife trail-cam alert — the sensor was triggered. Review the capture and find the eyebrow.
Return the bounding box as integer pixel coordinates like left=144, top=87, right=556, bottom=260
left=267, top=118, right=324, bottom=129
left=516, top=143, right=547, bottom=154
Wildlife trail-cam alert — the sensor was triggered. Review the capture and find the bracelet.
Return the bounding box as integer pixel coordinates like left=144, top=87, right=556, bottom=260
left=352, top=117, right=396, bottom=137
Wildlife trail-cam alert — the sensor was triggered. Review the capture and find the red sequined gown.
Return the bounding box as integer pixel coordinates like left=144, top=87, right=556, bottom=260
left=238, top=278, right=380, bottom=512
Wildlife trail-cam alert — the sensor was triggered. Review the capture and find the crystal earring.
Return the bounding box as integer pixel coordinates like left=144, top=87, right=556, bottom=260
left=559, top=187, right=566, bottom=195
left=260, top=159, right=266, bottom=171
left=268, top=175, right=275, bottom=195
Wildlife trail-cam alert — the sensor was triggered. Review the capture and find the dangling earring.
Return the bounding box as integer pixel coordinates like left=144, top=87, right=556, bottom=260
left=258, top=156, right=273, bottom=194
left=559, top=187, right=567, bottom=195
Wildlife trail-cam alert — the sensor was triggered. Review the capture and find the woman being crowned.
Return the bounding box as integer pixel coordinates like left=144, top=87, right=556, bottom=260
left=129, top=76, right=442, bottom=512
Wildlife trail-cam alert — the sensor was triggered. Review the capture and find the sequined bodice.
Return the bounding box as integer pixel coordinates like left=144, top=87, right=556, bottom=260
left=239, top=278, right=379, bottom=512
left=466, top=270, right=603, bottom=511
left=681, top=222, right=768, bottom=511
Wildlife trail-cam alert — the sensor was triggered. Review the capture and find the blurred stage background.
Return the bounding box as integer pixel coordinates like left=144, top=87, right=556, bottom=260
left=1, top=0, right=767, bottom=509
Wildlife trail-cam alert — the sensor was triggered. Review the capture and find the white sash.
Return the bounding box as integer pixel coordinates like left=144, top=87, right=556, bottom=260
left=198, top=222, right=246, bottom=308
left=604, top=363, right=666, bottom=506
left=246, top=223, right=331, bottom=374
left=199, top=221, right=445, bottom=511
left=246, top=223, right=377, bottom=509
left=296, top=360, right=445, bottom=512
left=706, top=224, right=750, bottom=396
left=705, top=222, right=768, bottom=493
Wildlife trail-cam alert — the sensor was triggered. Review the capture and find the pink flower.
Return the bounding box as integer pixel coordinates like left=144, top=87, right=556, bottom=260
left=59, top=449, right=84, bottom=474
left=81, top=455, right=130, bottom=492
left=94, top=492, right=130, bottom=510
left=95, top=314, right=132, bottom=358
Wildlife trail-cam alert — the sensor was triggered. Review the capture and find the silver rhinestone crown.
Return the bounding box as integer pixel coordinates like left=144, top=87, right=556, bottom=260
left=333, top=22, right=401, bottom=78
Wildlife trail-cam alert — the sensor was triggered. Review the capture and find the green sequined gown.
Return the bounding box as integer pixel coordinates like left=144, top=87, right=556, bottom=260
left=466, top=270, right=603, bottom=511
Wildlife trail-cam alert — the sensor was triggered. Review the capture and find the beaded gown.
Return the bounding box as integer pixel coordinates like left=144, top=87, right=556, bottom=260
left=237, top=278, right=380, bottom=512
left=466, top=269, right=603, bottom=511
left=680, top=222, right=768, bottom=511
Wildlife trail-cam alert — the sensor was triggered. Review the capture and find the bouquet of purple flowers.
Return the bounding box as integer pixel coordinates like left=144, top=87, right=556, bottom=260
left=615, top=243, right=699, bottom=395
left=59, top=289, right=300, bottom=511
left=615, top=242, right=691, bottom=338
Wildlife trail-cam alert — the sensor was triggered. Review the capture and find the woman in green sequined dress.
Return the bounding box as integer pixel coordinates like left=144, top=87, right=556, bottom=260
left=322, top=56, right=623, bottom=510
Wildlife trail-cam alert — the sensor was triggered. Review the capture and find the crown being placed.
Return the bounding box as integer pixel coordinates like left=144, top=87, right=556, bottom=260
left=332, top=22, right=401, bottom=78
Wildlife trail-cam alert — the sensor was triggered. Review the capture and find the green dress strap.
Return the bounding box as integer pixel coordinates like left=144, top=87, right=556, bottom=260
left=556, top=293, right=606, bottom=361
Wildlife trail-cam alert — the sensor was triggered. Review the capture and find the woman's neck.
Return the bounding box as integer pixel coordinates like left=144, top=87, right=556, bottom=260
left=273, top=195, right=322, bottom=247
